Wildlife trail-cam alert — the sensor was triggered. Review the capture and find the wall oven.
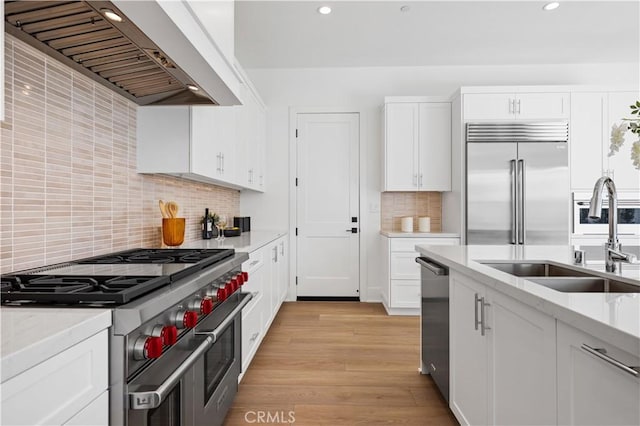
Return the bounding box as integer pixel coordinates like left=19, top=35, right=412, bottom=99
left=573, top=192, right=640, bottom=236
left=127, top=292, right=252, bottom=426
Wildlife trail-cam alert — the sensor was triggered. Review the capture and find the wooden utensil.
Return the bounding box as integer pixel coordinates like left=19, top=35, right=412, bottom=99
left=166, top=201, right=179, bottom=218
left=159, top=200, right=169, bottom=218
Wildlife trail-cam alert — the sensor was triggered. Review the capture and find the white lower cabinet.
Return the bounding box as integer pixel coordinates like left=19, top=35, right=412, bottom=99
left=557, top=322, right=640, bottom=426
left=241, top=291, right=264, bottom=373
left=240, top=235, right=289, bottom=377
left=63, top=391, right=108, bottom=426
left=1, top=330, right=109, bottom=426
left=382, top=236, right=459, bottom=315
left=450, top=271, right=556, bottom=426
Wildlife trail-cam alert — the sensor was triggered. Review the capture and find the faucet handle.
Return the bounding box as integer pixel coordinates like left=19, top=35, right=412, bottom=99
left=573, top=249, right=586, bottom=266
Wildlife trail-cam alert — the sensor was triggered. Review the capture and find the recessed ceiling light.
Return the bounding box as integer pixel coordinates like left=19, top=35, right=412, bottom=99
left=317, top=6, right=332, bottom=15
left=542, top=2, right=560, bottom=11
left=186, top=84, right=199, bottom=92
left=400, top=5, right=410, bottom=12
left=100, top=8, right=123, bottom=22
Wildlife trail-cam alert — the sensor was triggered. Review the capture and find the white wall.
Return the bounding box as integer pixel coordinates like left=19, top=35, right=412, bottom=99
left=240, top=61, right=638, bottom=302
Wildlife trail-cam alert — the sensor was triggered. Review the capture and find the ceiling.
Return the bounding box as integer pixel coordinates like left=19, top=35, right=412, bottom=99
left=233, top=1, right=640, bottom=69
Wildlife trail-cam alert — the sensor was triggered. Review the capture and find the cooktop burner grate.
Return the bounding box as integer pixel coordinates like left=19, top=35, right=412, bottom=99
left=76, top=248, right=234, bottom=266
left=1, top=274, right=170, bottom=304
left=1, top=248, right=236, bottom=305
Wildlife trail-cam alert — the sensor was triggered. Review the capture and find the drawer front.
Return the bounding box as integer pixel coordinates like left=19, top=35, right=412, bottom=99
left=391, top=237, right=459, bottom=252
left=1, top=330, right=108, bottom=426
left=242, top=293, right=264, bottom=372
left=390, top=280, right=421, bottom=308
left=390, top=252, right=421, bottom=280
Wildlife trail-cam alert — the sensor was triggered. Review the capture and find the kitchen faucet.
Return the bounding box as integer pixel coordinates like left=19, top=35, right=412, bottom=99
left=588, top=176, right=638, bottom=272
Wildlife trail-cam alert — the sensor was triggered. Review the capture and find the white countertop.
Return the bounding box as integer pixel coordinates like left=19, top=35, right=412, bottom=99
left=380, top=231, right=460, bottom=238
left=415, top=245, right=640, bottom=355
left=181, top=230, right=287, bottom=253
left=1, top=307, right=111, bottom=383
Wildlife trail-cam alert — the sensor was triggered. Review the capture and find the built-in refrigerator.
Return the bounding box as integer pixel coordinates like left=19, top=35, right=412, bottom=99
left=466, top=122, right=570, bottom=245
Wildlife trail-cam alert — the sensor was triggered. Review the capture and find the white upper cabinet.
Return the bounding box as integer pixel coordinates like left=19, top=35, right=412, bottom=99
left=383, top=99, right=451, bottom=191
left=384, top=103, right=418, bottom=190
left=464, top=92, right=569, bottom=120
left=570, top=90, right=639, bottom=191
left=191, top=106, right=236, bottom=183
left=137, top=106, right=240, bottom=189
left=570, top=92, right=606, bottom=190
left=234, top=66, right=267, bottom=192
left=137, top=61, right=267, bottom=192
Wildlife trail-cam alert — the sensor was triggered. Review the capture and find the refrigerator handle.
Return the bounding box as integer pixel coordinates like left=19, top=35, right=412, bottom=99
left=518, top=159, right=526, bottom=244
left=510, top=159, right=517, bottom=244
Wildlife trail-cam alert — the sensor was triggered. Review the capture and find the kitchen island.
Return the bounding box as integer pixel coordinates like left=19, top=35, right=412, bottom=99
left=416, top=244, right=639, bottom=426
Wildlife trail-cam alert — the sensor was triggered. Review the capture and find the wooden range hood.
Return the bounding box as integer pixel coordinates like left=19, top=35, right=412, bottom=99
left=4, top=1, right=225, bottom=105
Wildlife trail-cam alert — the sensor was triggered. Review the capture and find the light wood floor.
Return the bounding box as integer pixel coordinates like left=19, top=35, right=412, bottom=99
left=224, top=302, right=458, bottom=425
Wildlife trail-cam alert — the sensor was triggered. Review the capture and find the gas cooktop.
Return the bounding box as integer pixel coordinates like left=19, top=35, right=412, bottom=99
left=1, top=248, right=235, bottom=305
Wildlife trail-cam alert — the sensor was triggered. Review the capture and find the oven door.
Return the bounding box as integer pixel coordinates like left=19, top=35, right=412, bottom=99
left=127, top=292, right=252, bottom=426
left=127, top=337, right=200, bottom=426
left=193, top=293, right=250, bottom=426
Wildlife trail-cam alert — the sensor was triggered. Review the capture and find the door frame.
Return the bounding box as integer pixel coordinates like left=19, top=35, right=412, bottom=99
left=288, top=107, right=365, bottom=301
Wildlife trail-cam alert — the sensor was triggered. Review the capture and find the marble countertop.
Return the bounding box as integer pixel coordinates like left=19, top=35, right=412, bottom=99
left=1, top=308, right=111, bottom=383
left=415, top=245, right=640, bottom=355
left=380, top=231, right=460, bottom=238
left=181, top=230, right=287, bottom=253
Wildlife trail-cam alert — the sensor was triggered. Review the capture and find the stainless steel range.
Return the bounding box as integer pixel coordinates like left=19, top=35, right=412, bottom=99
left=1, top=248, right=252, bottom=426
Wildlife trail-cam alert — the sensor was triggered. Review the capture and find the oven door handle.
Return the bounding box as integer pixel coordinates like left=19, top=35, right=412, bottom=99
left=195, top=292, right=254, bottom=341
left=128, top=293, right=254, bottom=410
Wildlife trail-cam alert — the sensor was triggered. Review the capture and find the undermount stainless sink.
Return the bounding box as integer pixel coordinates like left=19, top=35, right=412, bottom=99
left=480, top=262, right=592, bottom=278
left=479, top=262, right=640, bottom=293
left=526, top=277, right=640, bottom=293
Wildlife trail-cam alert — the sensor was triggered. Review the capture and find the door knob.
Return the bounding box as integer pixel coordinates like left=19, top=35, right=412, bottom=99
left=345, top=228, right=358, bottom=233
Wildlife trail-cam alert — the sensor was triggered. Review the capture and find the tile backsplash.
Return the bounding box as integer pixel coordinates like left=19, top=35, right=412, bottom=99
left=380, top=192, right=442, bottom=232
left=0, top=35, right=239, bottom=273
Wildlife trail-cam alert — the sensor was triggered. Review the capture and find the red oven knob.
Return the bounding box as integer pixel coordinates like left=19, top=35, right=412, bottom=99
left=132, top=335, right=163, bottom=360
left=236, top=273, right=245, bottom=285
left=183, top=311, right=198, bottom=328
left=230, top=278, right=239, bottom=292
left=189, top=297, right=214, bottom=315
left=201, top=297, right=214, bottom=315
left=152, top=325, right=178, bottom=346
left=161, top=326, right=178, bottom=345
left=242, top=271, right=249, bottom=282
left=174, top=310, right=198, bottom=329
left=218, top=287, right=227, bottom=301
left=225, top=282, right=233, bottom=295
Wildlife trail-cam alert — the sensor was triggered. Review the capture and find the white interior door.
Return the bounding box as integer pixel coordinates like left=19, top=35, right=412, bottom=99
left=296, top=113, right=359, bottom=298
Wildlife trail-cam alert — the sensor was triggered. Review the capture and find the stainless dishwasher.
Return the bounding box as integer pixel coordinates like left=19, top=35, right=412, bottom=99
left=415, top=256, right=449, bottom=402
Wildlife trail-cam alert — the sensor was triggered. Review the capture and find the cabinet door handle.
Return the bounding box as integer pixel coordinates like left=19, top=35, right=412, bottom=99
left=581, top=344, right=639, bottom=377
left=474, top=293, right=481, bottom=331
left=216, top=153, right=221, bottom=172
left=419, top=173, right=423, bottom=188
left=221, top=153, right=225, bottom=173
left=413, top=174, right=418, bottom=187
left=509, top=98, right=514, bottom=114
left=250, top=332, right=260, bottom=342
left=516, top=99, right=521, bottom=114
left=480, top=297, right=491, bottom=336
